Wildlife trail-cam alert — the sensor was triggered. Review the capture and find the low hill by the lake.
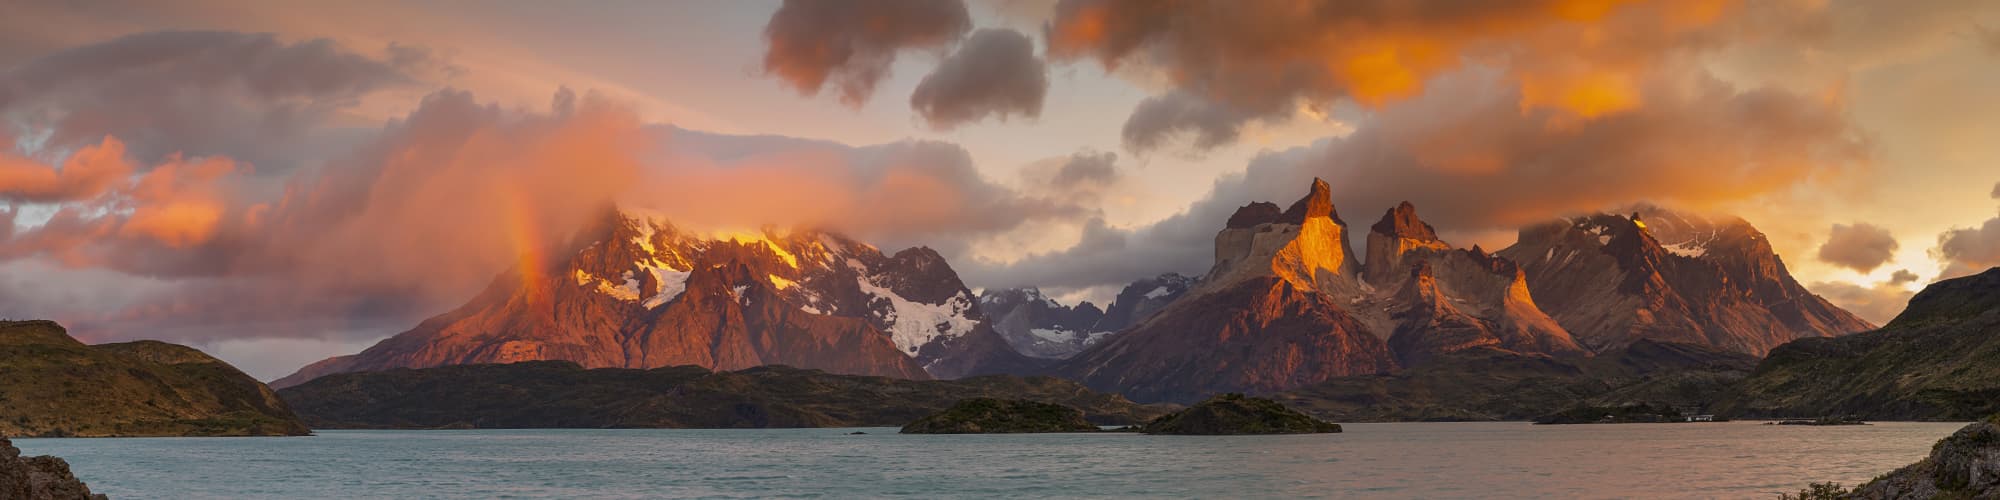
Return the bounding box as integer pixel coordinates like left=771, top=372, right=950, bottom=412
left=1277, top=340, right=1758, bottom=421
left=0, top=320, right=310, bottom=437
left=1717, top=267, right=2000, bottom=420
left=278, top=361, right=1173, bottom=429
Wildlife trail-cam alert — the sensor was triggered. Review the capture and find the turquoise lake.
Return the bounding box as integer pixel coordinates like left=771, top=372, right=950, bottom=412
left=13, top=421, right=1964, bottom=498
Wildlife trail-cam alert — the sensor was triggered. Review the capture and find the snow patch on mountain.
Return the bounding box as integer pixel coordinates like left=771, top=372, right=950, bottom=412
left=857, top=276, right=978, bottom=356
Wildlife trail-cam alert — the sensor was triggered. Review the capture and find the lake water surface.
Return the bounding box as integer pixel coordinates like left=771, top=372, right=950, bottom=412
left=14, top=421, right=1964, bottom=499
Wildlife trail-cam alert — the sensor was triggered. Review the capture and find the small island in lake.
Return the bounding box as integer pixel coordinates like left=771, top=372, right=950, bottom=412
left=1141, top=393, right=1342, bottom=435
left=900, top=398, right=1100, bottom=434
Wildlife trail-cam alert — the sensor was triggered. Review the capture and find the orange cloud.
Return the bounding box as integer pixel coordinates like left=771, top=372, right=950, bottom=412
left=1046, top=0, right=1762, bottom=150
left=0, top=137, right=135, bottom=203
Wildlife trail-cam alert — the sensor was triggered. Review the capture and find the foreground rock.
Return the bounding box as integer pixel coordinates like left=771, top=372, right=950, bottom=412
left=900, top=399, right=1099, bottom=434
left=1718, top=267, right=2000, bottom=420
left=280, top=362, right=1171, bottom=429
left=1, top=436, right=106, bottom=499
left=1141, top=394, right=1341, bottom=435
left=1845, top=416, right=2000, bottom=499
left=0, top=320, right=309, bottom=437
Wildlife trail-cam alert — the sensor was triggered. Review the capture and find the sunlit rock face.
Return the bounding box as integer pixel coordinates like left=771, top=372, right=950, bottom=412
left=273, top=208, right=1033, bottom=388
left=1057, top=179, right=1581, bottom=402
left=1497, top=206, right=1875, bottom=355
left=1205, top=178, right=1360, bottom=296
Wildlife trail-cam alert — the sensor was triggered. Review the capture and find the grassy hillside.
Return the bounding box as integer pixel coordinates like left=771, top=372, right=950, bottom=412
left=0, top=320, right=310, bottom=437
left=1715, top=268, right=2000, bottom=420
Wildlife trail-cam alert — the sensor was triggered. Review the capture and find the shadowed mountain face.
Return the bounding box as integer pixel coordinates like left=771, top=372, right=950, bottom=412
left=278, top=361, right=1171, bottom=429
left=0, top=320, right=309, bottom=437
left=274, top=209, right=1032, bottom=388
left=1497, top=207, right=1874, bottom=355
left=978, top=288, right=1109, bottom=359
left=977, top=274, right=1194, bottom=360
left=1717, top=267, right=2000, bottom=420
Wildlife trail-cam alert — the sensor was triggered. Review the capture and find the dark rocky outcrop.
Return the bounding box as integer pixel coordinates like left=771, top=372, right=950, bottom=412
left=1838, top=416, right=2000, bottom=499
left=1717, top=267, right=2000, bottom=420
left=899, top=398, right=1099, bottom=434
left=1, top=436, right=106, bottom=499
left=1141, top=393, right=1341, bottom=435
left=0, top=320, right=309, bottom=438
left=279, top=361, right=1171, bottom=429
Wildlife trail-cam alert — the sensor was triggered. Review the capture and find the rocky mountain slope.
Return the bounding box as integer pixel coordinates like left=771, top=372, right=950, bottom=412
left=1277, top=339, right=1758, bottom=422
left=978, top=288, right=1110, bottom=359
left=1497, top=206, right=1874, bottom=355
left=1090, top=273, right=1193, bottom=333
left=274, top=209, right=1033, bottom=388
left=1716, top=267, right=2000, bottom=420
left=278, top=361, right=1171, bottom=428
left=0, top=320, right=310, bottom=437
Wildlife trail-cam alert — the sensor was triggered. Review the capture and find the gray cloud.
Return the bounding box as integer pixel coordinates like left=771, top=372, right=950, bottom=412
left=911, top=28, right=1047, bottom=130
left=1818, top=223, right=1900, bottom=273
left=1934, top=212, right=2000, bottom=279
left=761, top=0, right=971, bottom=107
left=1809, top=278, right=1916, bottom=326
left=1889, top=269, right=1921, bottom=287
left=1121, top=92, right=1252, bottom=152
left=0, top=30, right=433, bottom=171
left=1050, top=150, right=1118, bottom=188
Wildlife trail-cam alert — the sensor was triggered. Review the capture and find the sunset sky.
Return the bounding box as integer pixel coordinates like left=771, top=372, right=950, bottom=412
left=3, top=0, right=1998, bottom=380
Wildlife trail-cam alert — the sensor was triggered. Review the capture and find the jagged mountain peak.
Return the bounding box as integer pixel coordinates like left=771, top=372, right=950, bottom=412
left=1207, top=178, right=1359, bottom=293
left=1281, top=177, right=1342, bottom=225
left=1371, top=201, right=1440, bottom=241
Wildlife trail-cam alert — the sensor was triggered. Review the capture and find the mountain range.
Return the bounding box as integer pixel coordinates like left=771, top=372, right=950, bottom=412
left=273, top=179, right=1875, bottom=405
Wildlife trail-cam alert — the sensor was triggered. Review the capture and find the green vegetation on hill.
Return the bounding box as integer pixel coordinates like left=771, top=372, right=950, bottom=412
left=1277, top=341, right=1757, bottom=422
left=0, top=320, right=310, bottom=437
left=1141, top=393, right=1341, bottom=435
left=900, top=398, right=1100, bottom=434
left=1716, top=268, right=2000, bottom=421
left=279, top=361, right=1173, bottom=429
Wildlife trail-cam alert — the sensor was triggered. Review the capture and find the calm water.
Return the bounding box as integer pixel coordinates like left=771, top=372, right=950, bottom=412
left=14, top=421, right=1963, bottom=499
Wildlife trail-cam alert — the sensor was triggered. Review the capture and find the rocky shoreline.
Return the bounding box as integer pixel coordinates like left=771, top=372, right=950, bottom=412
left=1, top=436, right=105, bottom=499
